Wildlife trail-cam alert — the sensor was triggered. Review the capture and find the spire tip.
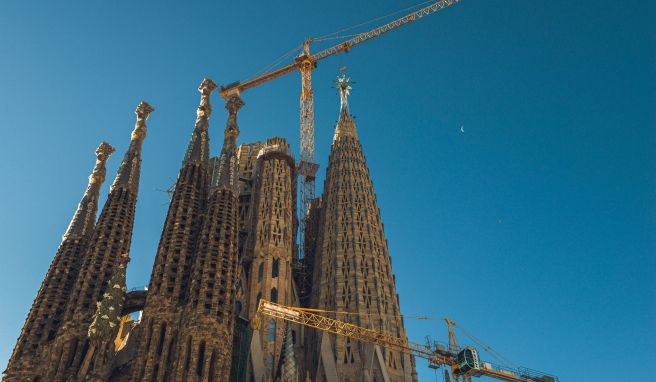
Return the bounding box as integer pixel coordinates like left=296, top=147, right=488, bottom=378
left=135, top=101, right=155, bottom=120
left=199, top=78, right=218, bottom=95
left=96, top=142, right=115, bottom=162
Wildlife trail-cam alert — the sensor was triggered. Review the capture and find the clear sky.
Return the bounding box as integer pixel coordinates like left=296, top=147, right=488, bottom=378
left=0, top=1, right=654, bottom=380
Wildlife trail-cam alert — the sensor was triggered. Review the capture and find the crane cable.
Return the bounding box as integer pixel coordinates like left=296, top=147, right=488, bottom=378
left=311, top=0, right=436, bottom=42
left=243, top=43, right=304, bottom=83
left=241, top=0, right=444, bottom=83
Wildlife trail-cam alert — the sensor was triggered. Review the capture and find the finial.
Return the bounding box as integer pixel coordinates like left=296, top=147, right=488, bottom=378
left=96, top=142, right=116, bottom=163
left=199, top=78, right=218, bottom=95
left=336, top=74, right=353, bottom=105
left=333, top=74, right=358, bottom=141
left=225, top=93, right=244, bottom=115
left=89, top=142, right=115, bottom=185
left=135, top=101, right=154, bottom=121
left=224, top=94, right=244, bottom=139
left=132, top=101, right=154, bottom=142
left=197, top=78, right=218, bottom=119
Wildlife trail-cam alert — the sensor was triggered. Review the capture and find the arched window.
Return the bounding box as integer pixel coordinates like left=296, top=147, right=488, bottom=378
left=235, top=301, right=242, bottom=317
left=268, top=319, right=276, bottom=342
left=270, top=287, right=278, bottom=303
left=272, top=259, right=280, bottom=278
left=258, top=263, right=264, bottom=282
left=256, top=292, right=262, bottom=308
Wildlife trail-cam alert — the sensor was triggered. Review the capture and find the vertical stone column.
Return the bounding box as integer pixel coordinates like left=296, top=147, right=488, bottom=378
left=3, top=142, right=114, bottom=382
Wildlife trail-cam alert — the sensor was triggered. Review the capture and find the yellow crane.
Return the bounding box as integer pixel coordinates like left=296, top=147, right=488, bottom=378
left=218, top=1, right=463, bottom=289
left=256, top=300, right=558, bottom=382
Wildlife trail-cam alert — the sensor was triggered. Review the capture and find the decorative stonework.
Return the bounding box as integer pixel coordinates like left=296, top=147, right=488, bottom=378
left=184, top=78, right=217, bottom=164
left=111, top=101, right=154, bottom=194
left=213, top=94, right=244, bottom=193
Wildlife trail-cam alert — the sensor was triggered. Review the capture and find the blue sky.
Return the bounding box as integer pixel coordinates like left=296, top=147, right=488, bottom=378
left=0, top=1, right=654, bottom=380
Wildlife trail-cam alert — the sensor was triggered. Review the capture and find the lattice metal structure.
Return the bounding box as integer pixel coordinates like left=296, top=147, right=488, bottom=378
left=258, top=301, right=448, bottom=369
left=258, top=301, right=559, bottom=382
left=297, top=53, right=320, bottom=265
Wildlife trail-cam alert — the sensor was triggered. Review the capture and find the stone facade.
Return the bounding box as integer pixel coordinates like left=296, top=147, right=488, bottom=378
left=4, top=78, right=416, bottom=382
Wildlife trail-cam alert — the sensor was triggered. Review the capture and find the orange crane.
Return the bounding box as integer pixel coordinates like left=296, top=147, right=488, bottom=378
left=218, top=0, right=463, bottom=277
left=256, top=300, right=559, bottom=382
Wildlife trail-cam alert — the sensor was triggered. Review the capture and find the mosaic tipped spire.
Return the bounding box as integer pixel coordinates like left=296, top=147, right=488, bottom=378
left=184, top=78, right=217, bottom=164
left=63, top=142, right=115, bottom=240
left=111, top=101, right=154, bottom=193
left=213, top=93, right=244, bottom=192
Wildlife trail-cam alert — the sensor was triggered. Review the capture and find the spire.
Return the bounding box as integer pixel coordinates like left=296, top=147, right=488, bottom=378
left=48, top=102, right=152, bottom=382
left=111, top=101, right=154, bottom=194
left=309, top=79, right=417, bottom=380
left=213, top=93, right=244, bottom=192
left=184, top=78, right=217, bottom=164
left=3, top=142, right=115, bottom=382
left=63, top=142, right=115, bottom=241
left=333, top=74, right=357, bottom=141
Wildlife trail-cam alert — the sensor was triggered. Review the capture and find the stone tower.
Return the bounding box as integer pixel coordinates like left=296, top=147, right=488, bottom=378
left=309, top=76, right=417, bottom=382
left=129, top=79, right=217, bottom=381
left=241, top=137, right=299, bottom=382
left=46, top=101, right=153, bottom=382
left=171, top=93, right=244, bottom=382
left=3, top=142, right=115, bottom=382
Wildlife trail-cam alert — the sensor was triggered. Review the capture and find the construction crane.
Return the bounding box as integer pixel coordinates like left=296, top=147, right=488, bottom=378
left=218, top=0, right=463, bottom=286
left=256, top=300, right=559, bottom=382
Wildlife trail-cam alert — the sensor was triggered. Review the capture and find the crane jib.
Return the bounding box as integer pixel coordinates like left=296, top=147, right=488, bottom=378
left=310, top=0, right=461, bottom=62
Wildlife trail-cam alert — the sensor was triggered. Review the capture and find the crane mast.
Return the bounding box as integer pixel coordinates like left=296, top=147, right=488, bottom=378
left=218, top=0, right=462, bottom=286
left=297, top=44, right=319, bottom=272
left=257, top=300, right=558, bottom=382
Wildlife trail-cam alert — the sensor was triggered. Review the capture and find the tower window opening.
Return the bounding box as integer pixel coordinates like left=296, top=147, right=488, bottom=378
left=258, top=263, right=264, bottom=282
left=272, top=259, right=279, bottom=278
